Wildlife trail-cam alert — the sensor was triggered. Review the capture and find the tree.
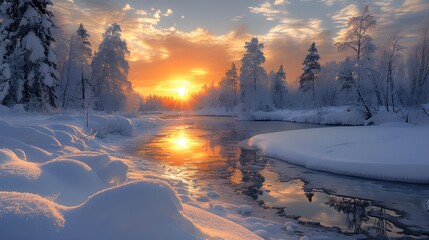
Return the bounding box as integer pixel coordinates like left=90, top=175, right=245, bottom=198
left=379, top=32, right=403, bottom=111
left=409, top=20, right=429, bottom=105
left=62, top=23, right=93, bottom=110
left=271, top=65, right=287, bottom=109
left=239, top=37, right=272, bottom=113
left=334, top=5, right=376, bottom=119
left=0, top=0, right=58, bottom=112
left=91, top=23, right=132, bottom=112
left=219, top=62, right=239, bottom=111
left=299, top=42, right=321, bottom=104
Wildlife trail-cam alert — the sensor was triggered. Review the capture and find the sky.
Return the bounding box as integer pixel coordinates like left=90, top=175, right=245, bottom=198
left=52, top=0, right=429, bottom=98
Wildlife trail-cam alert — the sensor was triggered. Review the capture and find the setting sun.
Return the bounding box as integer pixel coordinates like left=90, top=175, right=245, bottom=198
left=177, top=86, right=188, bottom=98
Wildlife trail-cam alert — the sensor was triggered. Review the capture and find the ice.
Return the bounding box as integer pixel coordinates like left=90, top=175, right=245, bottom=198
left=249, top=125, right=429, bottom=183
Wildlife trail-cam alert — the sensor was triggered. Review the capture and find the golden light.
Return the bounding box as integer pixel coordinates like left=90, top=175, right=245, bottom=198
left=173, top=132, right=191, bottom=150
left=177, top=86, right=188, bottom=98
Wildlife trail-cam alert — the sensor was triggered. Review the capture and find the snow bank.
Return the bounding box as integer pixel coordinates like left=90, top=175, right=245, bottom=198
left=0, top=181, right=206, bottom=240
left=88, top=115, right=134, bottom=138
left=251, top=106, right=365, bottom=125
left=0, top=118, right=129, bottom=205
left=0, top=191, right=65, bottom=240
left=63, top=180, right=203, bottom=240
left=249, top=125, right=429, bottom=183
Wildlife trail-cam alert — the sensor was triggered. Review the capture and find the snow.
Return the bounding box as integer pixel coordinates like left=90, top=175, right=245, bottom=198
left=249, top=124, right=429, bottom=183
left=251, top=106, right=365, bottom=125
left=0, top=113, right=265, bottom=239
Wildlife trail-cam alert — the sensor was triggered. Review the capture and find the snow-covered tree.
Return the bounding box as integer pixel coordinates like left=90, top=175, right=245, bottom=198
left=239, top=37, right=272, bottom=112
left=62, top=23, right=93, bottom=110
left=334, top=5, right=376, bottom=118
left=91, top=23, right=132, bottom=112
left=299, top=42, right=321, bottom=100
left=219, top=62, right=239, bottom=111
left=0, top=0, right=58, bottom=112
left=271, top=65, right=287, bottom=109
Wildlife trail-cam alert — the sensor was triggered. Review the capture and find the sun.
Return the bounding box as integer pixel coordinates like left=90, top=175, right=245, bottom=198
left=177, top=86, right=187, bottom=98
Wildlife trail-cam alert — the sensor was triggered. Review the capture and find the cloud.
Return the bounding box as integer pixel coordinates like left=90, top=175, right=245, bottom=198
left=163, top=9, right=173, bottom=17
left=249, top=1, right=285, bottom=21
left=321, top=0, right=345, bottom=6
left=331, top=4, right=360, bottom=27
left=122, top=3, right=133, bottom=12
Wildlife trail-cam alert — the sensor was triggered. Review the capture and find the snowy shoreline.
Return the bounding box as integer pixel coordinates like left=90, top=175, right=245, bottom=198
left=249, top=123, right=429, bottom=184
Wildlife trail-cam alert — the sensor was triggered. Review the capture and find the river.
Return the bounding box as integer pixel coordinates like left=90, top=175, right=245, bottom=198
left=129, top=115, right=429, bottom=239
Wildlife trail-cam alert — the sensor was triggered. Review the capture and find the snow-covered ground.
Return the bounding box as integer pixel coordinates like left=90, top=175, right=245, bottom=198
left=0, top=110, right=262, bottom=240
left=249, top=123, right=429, bottom=183
left=192, top=105, right=429, bottom=126
left=2, top=106, right=426, bottom=239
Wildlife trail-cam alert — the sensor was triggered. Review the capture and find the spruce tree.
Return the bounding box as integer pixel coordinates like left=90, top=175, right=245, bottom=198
left=239, top=37, right=272, bottom=112
left=299, top=42, right=321, bottom=101
left=91, top=23, right=131, bottom=112
left=272, top=65, right=287, bottom=109
left=219, top=62, right=239, bottom=110
left=62, top=23, right=93, bottom=109
left=0, top=0, right=58, bottom=112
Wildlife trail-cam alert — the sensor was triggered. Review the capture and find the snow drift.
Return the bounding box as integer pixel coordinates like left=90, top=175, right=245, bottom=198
left=249, top=124, right=429, bottom=183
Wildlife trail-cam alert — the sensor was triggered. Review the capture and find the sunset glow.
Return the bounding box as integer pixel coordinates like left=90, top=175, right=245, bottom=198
left=177, top=86, right=188, bottom=98
left=52, top=0, right=429, bottom=98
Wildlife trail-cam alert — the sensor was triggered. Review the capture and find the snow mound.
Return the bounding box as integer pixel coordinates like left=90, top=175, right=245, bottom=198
left=0, top=192, right=65, bottom=240
left=39, top=159, right=104, bottom=205
left=0, top=119, right=61, bottom=148
left=237, top=205, right=252, bottom=215
left=54, top=152, right=128, bottom=184
left=249, top=125, right=429, bottom=183
left=88, top=115, right=134, bottom=138
left=62, top=180, right=202, bottom=240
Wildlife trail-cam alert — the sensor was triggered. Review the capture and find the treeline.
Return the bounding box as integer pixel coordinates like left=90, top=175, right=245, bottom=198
left=192, top=6, right=429, bottom=120
left=0, top=0, right=139, bottom=113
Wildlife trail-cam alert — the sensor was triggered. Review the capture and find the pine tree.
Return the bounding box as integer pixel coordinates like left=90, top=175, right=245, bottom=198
left=299, top=42, right=321, bottom=103
left=219, top=62, right=239, bottom=111
left=0, top=0, right=58, bottom=112
left=271, top=65, right=287, bottom=109
left=62, top=23, right=93, bottom=110
left=91, top=23, right=132, bottom=112
left=239, top=37, right=272, bottom=112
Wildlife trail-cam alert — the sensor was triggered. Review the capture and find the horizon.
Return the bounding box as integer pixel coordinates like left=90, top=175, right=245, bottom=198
left=53, top=0, right=429, bottom=98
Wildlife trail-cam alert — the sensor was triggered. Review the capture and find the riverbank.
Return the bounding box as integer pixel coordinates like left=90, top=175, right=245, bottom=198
left=191, top=105, right=429, bottom=126
left=249, top=123, right=429, bottom=184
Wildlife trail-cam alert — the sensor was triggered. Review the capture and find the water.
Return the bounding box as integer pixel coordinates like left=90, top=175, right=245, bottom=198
left=133, top=116, right=429, bottom=239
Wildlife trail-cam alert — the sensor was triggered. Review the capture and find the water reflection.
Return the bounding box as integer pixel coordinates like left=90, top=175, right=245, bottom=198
left=138, top=126, right=235, bottom=167
left=135, top=116, right=429, bottom=239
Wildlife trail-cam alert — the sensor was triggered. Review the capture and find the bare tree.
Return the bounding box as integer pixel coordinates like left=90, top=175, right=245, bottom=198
left=380, top=32, right=404, bottom=112
left=409, top=21, right=429, bottom=105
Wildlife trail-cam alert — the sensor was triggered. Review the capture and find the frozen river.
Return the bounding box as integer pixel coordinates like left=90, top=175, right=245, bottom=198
left=131, top=116, right=429, bottom=239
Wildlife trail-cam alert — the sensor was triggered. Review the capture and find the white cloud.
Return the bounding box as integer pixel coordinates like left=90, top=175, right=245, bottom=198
left=163, top=9, right=173, bottom=17
left=122, top=3, right=134, bottom=12
left=331, top=4, right=359, bottom=27
left=321, top=0, right=345, bottom=6
left=273, top=0, right=286, bottom=6
left=249, top=1, right=285, bottom=21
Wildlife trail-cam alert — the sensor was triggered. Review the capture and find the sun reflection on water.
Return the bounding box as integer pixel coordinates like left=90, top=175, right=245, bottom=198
left=139, top=126, right=235, bottom=167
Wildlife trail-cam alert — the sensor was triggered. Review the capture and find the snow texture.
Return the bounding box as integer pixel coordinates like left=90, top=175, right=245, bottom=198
left=249, top=124, right=429, bottom=183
